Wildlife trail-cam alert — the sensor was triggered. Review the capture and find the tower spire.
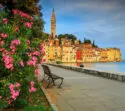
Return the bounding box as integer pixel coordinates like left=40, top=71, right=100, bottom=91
left=51, top=8, right=56, bottom=38
left=53, top=8, right=54, bottom=12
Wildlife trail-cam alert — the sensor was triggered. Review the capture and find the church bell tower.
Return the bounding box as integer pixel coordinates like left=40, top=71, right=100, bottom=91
left=51, top=8, right=56, bottom=38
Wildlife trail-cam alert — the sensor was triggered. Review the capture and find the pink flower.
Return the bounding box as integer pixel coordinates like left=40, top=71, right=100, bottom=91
left=15, top=82, right=21, bottom=87
left=40, top=45, right=44, bottom=50
left=20, top=61, right=24, bottom=67
left=8, top=100, right=11, bottom=104
left=10, top=39, right=21, bottom=52
left=2, top=55, right=14, bottom=70
left=0, top=41, right=4, bottom=46
left=0, top=33, right=8, bottom=38
left=0, top=48, right=5, bottom=52
left=2, top=49, right=12, bottom=55
left=0, top=4, right=2, bottom=8
left=11, top=39, right=20, bottom=45
left=3, top=56, right=13, bottom=64
left=5, top=64, right=13, bottom=70
left=0, top=96, right=2, bottom=99
left=27, top=52, right=32, bottom=56
left=35, top=69, right=39, bottom=76
left=9, top=83, right=20, bottom=100
left=32, top=56, right=37, bottom=61
left=29, top=87, right=36, bottom=92
left=40, top=58, right=46, bottom=64
left=30, top=81, right=34, bottom=86
left=14, top=26, right=19, bottom=32
left=30, top=16, right=33, bottom=21
left=32, top=51, right=40, bottom=56
left=27, top=40, right=30, bottom=45
left=12, top=9, right=18, bottom=15
left=3, top=18, right=8, bottom=24
left=27, top=56, right=37, bottom=66
left=24, top=22, right=33, bottom=28
left=29, top=81, right=37, bottom=93
left=39, top=45, right=45, bottom=55
left=27, top=60, right=36, bottom=66
left=12, top=9, right=33, bottom=21
left=19, top=11, right=29, bottom=18
left=11, top=48, right=16, bottom=53
left=11, top=91, right=20, bottom=100
left=9, top=84, right=14, bottom=90
left=11, top=91, right=18, bottom=100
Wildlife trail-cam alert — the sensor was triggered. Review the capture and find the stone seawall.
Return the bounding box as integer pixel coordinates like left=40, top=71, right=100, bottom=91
left=46, top=63, right=125, bottom=82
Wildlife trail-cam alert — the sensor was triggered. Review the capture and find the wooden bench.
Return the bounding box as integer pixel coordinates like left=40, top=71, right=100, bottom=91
left=41, top=64, right=64, bottom=88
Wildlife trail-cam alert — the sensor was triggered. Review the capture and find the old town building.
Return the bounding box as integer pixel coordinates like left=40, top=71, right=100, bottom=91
left=100, top=48, right=108, bottom=62
left=43, top=8, right=122, bottom=63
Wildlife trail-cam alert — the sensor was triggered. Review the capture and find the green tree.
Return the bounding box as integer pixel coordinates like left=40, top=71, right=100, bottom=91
left=79, top=39, right=82, bottom=44
left=58, top=34, right=77, bottom=45
left=1, top=0, right=44, bottom=38
left=92, top=40, right=95, bottom=47
left=92, top=40, right=98, bottom=48
left=42, top=32, right=49, bottom=41
left=83, top=38, right=91, bottom=44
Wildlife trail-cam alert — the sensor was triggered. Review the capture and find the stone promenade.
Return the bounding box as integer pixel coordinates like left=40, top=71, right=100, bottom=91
left=39, top=65, right=125, bottom=111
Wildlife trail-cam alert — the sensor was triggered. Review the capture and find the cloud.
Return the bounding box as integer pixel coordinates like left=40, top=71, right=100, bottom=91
left=48, top=0, right=125, bottom=15
left=40, top=0, right=125, bottom=59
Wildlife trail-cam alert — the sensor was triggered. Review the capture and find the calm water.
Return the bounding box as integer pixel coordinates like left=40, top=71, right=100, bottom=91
left=62, top=61, right=125, bottom=74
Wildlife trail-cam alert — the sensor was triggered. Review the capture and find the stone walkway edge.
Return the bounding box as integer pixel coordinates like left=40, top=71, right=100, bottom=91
left=40, top=85, right=59, bottom=111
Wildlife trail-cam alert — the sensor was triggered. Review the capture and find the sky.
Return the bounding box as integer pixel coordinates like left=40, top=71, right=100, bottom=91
left=39, top=0, right=125, bottom=59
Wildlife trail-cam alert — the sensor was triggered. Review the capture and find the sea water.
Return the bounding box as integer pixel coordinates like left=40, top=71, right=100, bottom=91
left=62, top=61, right=125, bottom=74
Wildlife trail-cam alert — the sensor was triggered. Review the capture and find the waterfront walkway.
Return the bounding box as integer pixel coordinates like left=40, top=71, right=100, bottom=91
left=40, top=65, right=125, bottom=111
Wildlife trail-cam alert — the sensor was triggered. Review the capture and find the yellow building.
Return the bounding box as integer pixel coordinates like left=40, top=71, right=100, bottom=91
left=107, top=48, right=122, bottom=62
left=83, top=43, right=93, bottom=49
left=71, top=47, right=76, bottom=62
left=44, top=45, right=55, bottom=62
left=61, top=46, right=73, bottom=62
left=94, top=48, right=101, bottom=62
left=55, top=39, right=59, bottom=46
left=74, top=40, right=79, bottom=45
left=100, top=48, right=108, bottom=62
left=115, top=48, right=122, bottom=61
left=82, top=48, right=96, bottom=62
left=61, top=38, right=72, bottom=46
left=54, top=46, right=61, bottom=61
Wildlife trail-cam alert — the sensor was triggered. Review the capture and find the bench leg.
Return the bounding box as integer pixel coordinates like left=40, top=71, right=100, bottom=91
left=46, top=77, right=51, bottom=88
left=41, top=74, right=45, bottom=82
left=52, top=79, right=56, bottom=86
left=58, top=79, right=63, bottom=88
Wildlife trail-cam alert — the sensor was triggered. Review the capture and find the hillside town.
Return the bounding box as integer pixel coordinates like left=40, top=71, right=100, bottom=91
left=43, top=9, right=122, bottom=63
left=43, top=38, right=122, bottom=63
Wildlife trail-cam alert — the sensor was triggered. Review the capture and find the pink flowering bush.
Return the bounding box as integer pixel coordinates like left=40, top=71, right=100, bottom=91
left=9, top=83, right=21, bottom=101
left=29, top=81, right=37, bottom=92
left=0, top=7, right=45, bottom=109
